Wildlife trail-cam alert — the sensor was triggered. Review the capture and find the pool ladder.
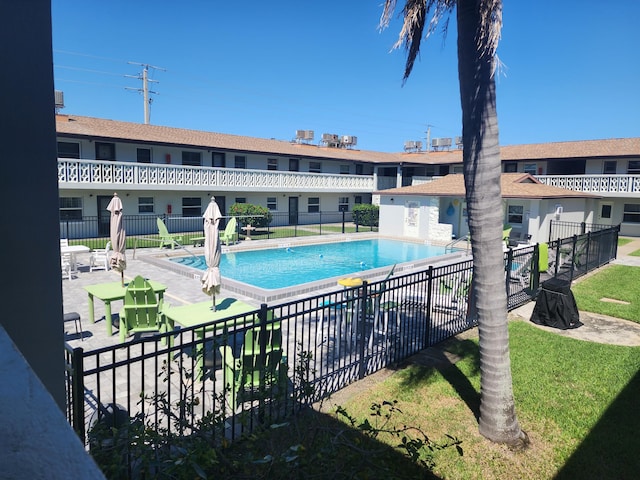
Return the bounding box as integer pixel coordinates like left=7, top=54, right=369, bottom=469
left=445, top=235, right=471, bottom=254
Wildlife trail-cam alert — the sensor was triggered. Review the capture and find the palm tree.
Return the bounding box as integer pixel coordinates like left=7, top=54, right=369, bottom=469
left=380, top=0, right=528, bottom=448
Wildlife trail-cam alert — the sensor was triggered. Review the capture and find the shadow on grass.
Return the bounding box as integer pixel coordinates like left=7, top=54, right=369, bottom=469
left=219, top=407, right=443, bottom=479
left=554, top=370, right=640, bottom=479
left=399, top=337, right=481, bottom=420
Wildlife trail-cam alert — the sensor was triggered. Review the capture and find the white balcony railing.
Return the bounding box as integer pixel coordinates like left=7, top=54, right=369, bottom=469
left=536, top=174, right=640, bottom=194
left=58, top=159, right=375, bottom=192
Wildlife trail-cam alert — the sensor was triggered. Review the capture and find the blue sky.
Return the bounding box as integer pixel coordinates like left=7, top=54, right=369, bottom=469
left=52, top=1, right=639, bottom=153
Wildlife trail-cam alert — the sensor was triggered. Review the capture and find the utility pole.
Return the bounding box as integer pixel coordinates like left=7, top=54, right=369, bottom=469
left=125, top=62, right=165, bottom=124
left=425, top=124, right=433, bottom=152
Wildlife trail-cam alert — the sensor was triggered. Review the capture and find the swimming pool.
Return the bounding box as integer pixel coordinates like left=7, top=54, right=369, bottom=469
left=170, top=238, right=449, bottom=290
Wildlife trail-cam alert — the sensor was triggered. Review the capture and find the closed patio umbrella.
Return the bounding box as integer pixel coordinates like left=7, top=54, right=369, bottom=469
left=201, top=197, right=222, bottom=310
left=107, top=192, right=127, bottom=286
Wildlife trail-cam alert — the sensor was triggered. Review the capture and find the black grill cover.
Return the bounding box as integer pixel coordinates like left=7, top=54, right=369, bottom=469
left=530, top=278, right=583, bottom=329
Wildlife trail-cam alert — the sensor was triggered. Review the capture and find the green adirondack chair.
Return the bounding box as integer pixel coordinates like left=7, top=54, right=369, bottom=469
left=156, top=217, right=184, bottom=249
left=219, top=318, right=288, bottom=411
left=119, top=275, right=166, bottom=343
left=220, top=217, right=238, bottom=246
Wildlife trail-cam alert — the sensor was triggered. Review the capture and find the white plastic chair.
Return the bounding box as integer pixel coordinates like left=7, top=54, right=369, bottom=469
left=90, top=241, right=111, bottom=272
left=61, top=253, right=73, bottom=280
left=60, top=238, right=69, bottom=248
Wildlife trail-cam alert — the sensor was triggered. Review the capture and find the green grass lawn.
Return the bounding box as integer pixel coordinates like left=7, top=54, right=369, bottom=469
left=572, top=265, right=640, bottom=322
left=333, top=322, right=640, bottom=479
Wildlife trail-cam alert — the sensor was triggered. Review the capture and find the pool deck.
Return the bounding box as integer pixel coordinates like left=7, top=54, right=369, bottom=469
left=63, top=234, right=466, bottom=352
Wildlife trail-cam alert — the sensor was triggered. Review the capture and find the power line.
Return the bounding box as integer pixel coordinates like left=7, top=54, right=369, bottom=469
left=125, top=62, right=166, bottom=124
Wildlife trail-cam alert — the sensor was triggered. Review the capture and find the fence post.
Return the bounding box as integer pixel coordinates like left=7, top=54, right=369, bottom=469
left=531, top=243, right=540, bottom=293
left=354, top=211, right=359, bottom=233
left=357, top=281, right=369, bottom=380
left=580, top=222, right=586, bottom=235
left=341, top=210, right=346, bottom=234
left=569, top=234, right=578, bottom=283
left=505, top=247, right=514, bottom=296
left=70, top=347, right=86, bottom=442
left=257, top=303, right=269, bottom=419
left=319, top=211, right=322, bottom=235
left=425, top=266, right=433, bottom=347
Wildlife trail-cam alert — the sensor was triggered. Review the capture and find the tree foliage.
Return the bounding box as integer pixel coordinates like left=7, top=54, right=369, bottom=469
left=228, top=202, right=273, bottom=229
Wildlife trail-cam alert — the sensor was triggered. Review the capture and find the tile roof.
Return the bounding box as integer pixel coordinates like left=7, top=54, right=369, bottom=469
left=56, top=114, right=639, bottom=165
left=375, top=173, right=600, bottom=199
left=55, top=114, right=395, bottom=163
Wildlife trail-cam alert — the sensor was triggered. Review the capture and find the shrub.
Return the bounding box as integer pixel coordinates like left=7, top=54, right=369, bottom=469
left=352, top=203, right=379, bottom=227
left=229, top=203, right=273, bottom=229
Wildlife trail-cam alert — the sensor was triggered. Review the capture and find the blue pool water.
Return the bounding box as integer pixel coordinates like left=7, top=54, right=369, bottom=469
left=171, top=239, right=447, bottom=290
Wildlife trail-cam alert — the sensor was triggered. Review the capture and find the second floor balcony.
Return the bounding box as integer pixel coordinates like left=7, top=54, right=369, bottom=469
left=536, top=174, right=640, bottom=197
left=58, top=159, right=375, bottom=193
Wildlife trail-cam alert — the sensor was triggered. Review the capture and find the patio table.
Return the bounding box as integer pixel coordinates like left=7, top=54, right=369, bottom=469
left=163, top=298, right=258, bottom=379
left=83, top=280, right=167, bottom=336
left=61, top=244, right=90, bottom=270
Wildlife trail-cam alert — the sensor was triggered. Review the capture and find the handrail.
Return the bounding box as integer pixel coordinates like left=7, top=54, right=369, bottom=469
left=445, top=235, right=470, bottom=253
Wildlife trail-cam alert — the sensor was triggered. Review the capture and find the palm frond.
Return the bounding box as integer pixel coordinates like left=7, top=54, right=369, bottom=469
left=380, top=0, right=503, bottom=80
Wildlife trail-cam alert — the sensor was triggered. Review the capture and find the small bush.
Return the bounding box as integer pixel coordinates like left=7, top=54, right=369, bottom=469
left=229, top=203, right=273, bottom=229
left=352, top=204, right=379, bottom=227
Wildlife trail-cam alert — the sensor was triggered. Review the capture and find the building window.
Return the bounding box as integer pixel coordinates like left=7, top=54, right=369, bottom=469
left=234, top=156, right=246, bottom=169
left=338, top=197, right=349, bottom=212
left=600, top=203, right=612, bottom=220
left=453, top=166, right=463, bottom=174
left=504, top=162, right=517, bottom=173
left=289, top=158, right=299, bottom=172
left=57, top=141, right=80, bottom=159
left=523, top=163, right=537, bottom=175
left=137, top=148, right=151, bottom=163
left=267, top=197, right=277, bottom=210
left=627, top=161, right=640, bottom=174
left=59, top=197, right=83, bottom=221
left=267, top=158, right=278, bottom=170
left=340, top=164, right=350, bottom=174
left=438, top=165, right=449, bottom=176
left=182, top=197, right=202, bottom=217
left=623, top=203, right=640, bottom=223
left=355, top=164, right=363, bottom=175
left=308, top=197, right=320, bottom=213
left=603, top=161, right=617, bottom=174
left=95, top=142, right=115, bottom=160
left=309, top=161, right=321, bottom=173
left=235, top=197, right=246, bottom=204
left=138, top=196, right=154, bottom=214
left=507, top=205, right=524, bottom=224
left=182, top=151, right=201, bottom=166
left=212, top=151, right=225, bottom=167
left=354, top=196, right=362, bottom=204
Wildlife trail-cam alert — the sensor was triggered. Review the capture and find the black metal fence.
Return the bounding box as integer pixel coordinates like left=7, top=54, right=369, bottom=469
left=60, top=211, right=377, bottom=250
left=547, top=225, right=620, bottom=283
left=548, top=220, right=614, bottom=243
left=64, top=226, right=619, bottom=465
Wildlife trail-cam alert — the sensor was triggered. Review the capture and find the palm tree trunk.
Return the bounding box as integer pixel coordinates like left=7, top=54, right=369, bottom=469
left=457, top=0, right=526, bottom=446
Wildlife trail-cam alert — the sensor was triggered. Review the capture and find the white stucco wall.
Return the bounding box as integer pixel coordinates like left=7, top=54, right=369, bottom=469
left=378, top=195, right=452, bottom=242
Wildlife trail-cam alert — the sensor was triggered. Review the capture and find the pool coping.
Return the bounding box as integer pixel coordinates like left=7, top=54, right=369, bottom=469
left=140, top=234, right=469, bottom=304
